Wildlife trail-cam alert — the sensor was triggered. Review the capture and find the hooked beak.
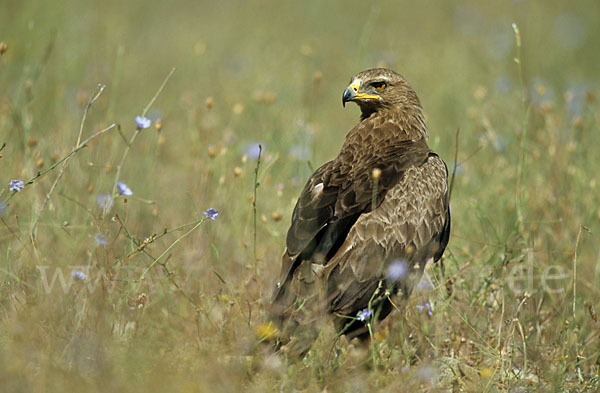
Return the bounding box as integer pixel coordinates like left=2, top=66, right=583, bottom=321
left=342, top=80, right=381, bottom=107
left=342, top=86, right=355, bottom=107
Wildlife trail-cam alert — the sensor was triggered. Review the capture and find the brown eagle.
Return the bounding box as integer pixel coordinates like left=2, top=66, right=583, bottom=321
left=271, top=68, right=450, bottom=353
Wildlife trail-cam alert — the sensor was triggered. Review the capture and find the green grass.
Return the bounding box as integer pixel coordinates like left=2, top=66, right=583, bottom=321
left=1, top=0, right=599, bottom=391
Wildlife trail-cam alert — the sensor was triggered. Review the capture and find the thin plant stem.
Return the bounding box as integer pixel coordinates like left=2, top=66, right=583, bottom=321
left=115, top=216, right=211, bottom=324
left=253, top=144, right=262, bottom=263
left=512, top=23, right=528, bottom=227
left=108, top=128, right=139, bottom=214
left=29, top=84, right=107, bottom=239
left=448, top=128, right=460, bottom=201
left=572, top=226, right=585, bottom=324
left=116, top=217, right=205, bottom=261
left=138, top=217, right=205, bottom=283
left=142, top=67, right=176, bottom=117
left=572, top=225, right=588, bottom=383
left=76, top=84, right=106, bottom=146
left=108, top=67, right=176, bottom=211
left=5, top=123, right=116, bottom=204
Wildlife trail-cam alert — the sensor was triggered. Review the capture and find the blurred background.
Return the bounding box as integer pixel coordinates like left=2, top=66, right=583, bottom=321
left=1, top=0, right=599, bottom=391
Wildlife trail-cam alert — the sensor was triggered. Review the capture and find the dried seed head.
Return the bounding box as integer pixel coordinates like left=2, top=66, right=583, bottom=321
left=207, top=145, right=217, bottom=158
left=472, top=85, right=487, bottom=101
left=264, top=92, right=276, bottom=104
left=233, top=103, right=244, bottom=115
left=313, top=71, right=322, bottom=83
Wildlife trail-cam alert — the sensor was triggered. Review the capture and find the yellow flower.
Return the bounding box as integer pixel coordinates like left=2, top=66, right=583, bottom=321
left=256, top=322, right=278, bottom=341
left=480, top=367, right=493, bottom=379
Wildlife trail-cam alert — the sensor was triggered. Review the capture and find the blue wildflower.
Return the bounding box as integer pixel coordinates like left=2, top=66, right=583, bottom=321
left=416, top=300, right=434, bottom=316
left=493, top=135, right=507, bottom=153
left=97, top=194, right=114, bottom=210
left=117, top=181, right=133, bottom=196
left=95, top=233, right=107, bottom=246
left=417, top=278, right=433, bottom=292
left=203, top=208, right=219, bottom=221
left=8, top=179, right=25, bottom=192
left=72, top=270, right=87, bottom=281
left=565, top=84, right=588, bottom=119
left=244, top=143, right=263, bottom=160
left=289, top=144, right=312, bottom=161
left=357, top=308, right=373, bottom=322
left=387, top=259, right=408, bottom=282
left=417, top=365, right=436, bottom=382
left=135, top=115, right=152, bottom=129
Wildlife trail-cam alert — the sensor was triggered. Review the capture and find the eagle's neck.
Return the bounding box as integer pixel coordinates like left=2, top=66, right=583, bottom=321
left=361, top=107, right=428, bottom=140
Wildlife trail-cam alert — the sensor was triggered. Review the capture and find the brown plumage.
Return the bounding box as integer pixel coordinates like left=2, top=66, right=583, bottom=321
left=271, top=69, right=451, bottom=354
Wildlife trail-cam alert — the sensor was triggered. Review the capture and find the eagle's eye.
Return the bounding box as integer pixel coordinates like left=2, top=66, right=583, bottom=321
left=371, top=81, right=387, bottom=91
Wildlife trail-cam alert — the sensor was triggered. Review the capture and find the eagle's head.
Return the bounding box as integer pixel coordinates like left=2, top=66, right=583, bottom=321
left=342, top=68, right=422, bottom=119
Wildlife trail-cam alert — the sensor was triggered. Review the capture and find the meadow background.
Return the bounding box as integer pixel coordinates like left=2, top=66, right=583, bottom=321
left=1, top=0, right=599, bottom=391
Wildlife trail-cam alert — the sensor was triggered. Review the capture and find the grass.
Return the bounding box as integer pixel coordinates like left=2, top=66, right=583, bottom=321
left=1, top=0, right=600, bottom=391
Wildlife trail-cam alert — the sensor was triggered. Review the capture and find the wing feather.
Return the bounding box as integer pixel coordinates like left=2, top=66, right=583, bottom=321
left=325, top=153, right=450, bottom=318
left=273, top=121, right=432, bottom=302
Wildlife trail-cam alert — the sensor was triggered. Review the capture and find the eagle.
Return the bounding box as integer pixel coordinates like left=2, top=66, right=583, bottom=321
left=271, top=68, right=451, bottom=354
